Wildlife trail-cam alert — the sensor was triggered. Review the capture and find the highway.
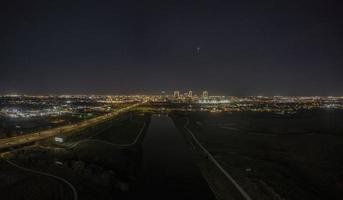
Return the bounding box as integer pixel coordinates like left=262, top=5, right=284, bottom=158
left=0, top=117, right=147, bottom=200
left=0, top=103, right=141, bottom=151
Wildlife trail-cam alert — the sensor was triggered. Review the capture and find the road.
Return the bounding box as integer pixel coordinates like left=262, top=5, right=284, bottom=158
left=67, top=122, right=147, bottom=149
left=0, top=103, right=141, bottom=151
left=0, top=116, right=146, bottom=200
left=129, top=115, right=216, bottom=200
left=184, top=118, right=252, bottom=200
left=1, top=152, right=78, bottom=200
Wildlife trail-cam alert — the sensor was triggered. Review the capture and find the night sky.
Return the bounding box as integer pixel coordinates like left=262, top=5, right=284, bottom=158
left=1, top=0, right=342, bottom=95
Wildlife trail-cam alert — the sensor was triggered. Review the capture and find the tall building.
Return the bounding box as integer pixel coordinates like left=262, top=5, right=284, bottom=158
left=188, top=90, right=192, bottom=98
left=174, top=91, right=180, bottom=98
left=202, top=90, right=208, bottom=99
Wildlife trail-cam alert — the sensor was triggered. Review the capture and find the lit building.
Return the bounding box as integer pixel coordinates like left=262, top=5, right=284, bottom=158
left=202, top=91, right=208, bottom=99
left=174, top=91, right=180, bottom=98
left=54, top=137, right=64, bottom=143
left=188, top=90, right=193, bottom=98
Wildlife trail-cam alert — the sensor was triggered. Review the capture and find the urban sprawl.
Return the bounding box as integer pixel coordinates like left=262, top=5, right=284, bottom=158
left=1, top=92, right=343, bottom=119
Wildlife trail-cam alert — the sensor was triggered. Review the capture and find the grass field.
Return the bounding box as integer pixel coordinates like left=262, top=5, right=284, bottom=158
left=172, top=110, right=343, bottom=200
left=0, top=110, right=151, bottom=200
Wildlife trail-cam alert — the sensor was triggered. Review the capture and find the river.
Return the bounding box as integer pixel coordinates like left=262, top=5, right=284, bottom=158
left=128, top=115, right=216, bottom=200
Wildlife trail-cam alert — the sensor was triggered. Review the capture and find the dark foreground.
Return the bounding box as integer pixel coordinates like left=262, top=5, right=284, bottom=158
left=0, top=112, right=216, bottom=200
left=172, top=110, right=343, bottom=200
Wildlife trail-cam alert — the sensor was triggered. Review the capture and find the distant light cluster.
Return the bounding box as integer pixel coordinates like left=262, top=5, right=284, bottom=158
left=0, top=107, right=70, bottom=119
left=0, top=95, right=145, bottom=119
left=1, top=94, right=343, bottom=117
left=147, top=91, right=343, bottom=113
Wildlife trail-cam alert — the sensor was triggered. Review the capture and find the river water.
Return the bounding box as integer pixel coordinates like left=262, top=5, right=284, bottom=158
left=128, top=115, right=216, bottom=200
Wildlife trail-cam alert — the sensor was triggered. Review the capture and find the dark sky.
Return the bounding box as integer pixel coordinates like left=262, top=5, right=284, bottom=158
left=1, top=0, right=342, bottom=95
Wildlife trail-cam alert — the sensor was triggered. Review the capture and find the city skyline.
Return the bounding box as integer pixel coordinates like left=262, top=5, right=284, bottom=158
left=1, top=1, right=343, bottom=200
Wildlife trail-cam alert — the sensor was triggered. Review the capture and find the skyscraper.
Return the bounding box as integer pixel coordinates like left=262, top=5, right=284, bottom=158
left=174, top=91, right=180, bottom=98
left=188, top=90, right=192, bottom=98
left=202, top=91, right=208, bottom=99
